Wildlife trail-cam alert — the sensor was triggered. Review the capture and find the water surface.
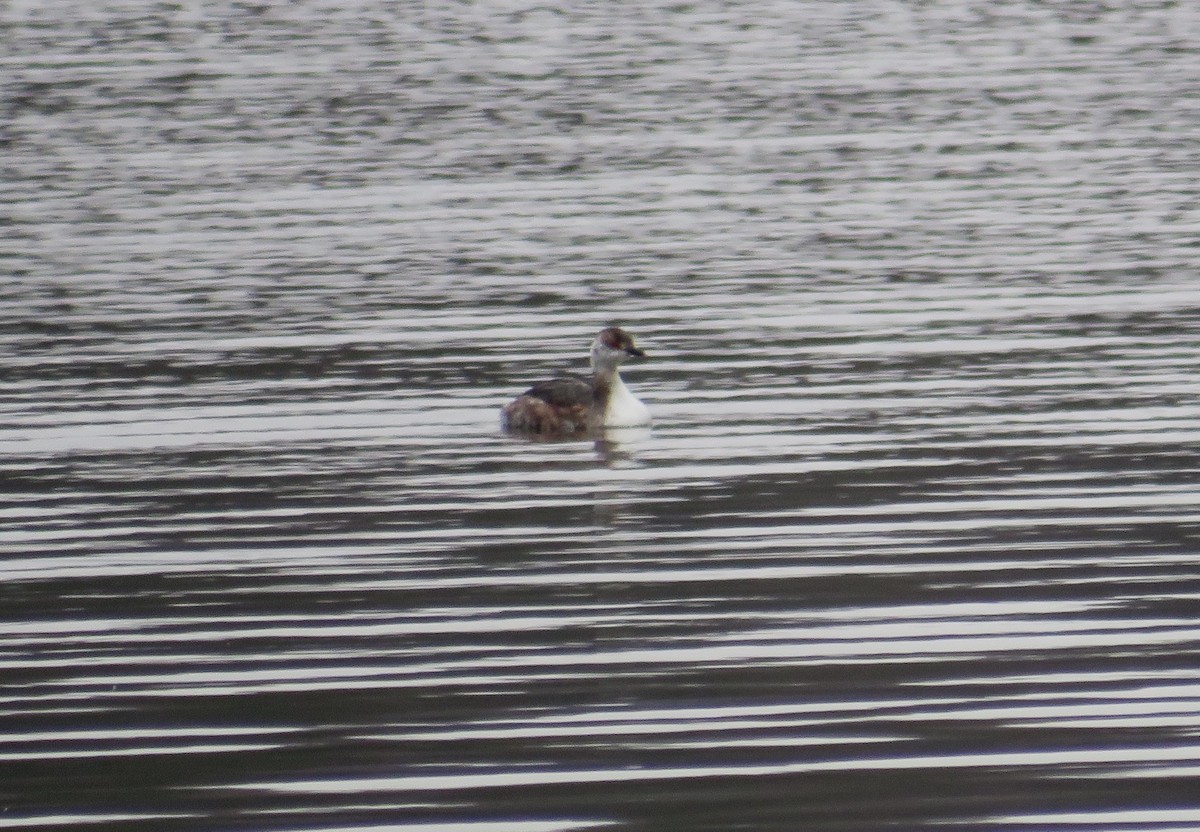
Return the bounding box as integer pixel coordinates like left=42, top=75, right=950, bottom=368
left=4, top=2, right=1200, bottom=830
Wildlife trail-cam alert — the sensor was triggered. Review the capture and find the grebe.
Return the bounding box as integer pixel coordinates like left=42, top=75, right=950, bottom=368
left=501, top=326, right=650, bottom=436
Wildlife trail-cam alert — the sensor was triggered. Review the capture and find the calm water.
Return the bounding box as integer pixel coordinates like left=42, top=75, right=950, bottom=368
left=4, top=2, right=1200, bottom=830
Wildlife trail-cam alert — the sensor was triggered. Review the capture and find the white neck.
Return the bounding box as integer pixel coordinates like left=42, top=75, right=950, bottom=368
left=602, top=370, right=650, bottom=427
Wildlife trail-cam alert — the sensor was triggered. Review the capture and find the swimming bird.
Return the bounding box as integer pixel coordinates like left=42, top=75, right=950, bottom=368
left=501, top=326, right=650, bottom=437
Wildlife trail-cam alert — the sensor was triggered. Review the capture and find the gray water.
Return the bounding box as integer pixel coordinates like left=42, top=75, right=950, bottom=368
left=4, top=2, right=1200, bottom=830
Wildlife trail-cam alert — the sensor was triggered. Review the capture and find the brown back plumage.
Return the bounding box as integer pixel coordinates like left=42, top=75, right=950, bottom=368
left=501, top=374, right=593, bottom=436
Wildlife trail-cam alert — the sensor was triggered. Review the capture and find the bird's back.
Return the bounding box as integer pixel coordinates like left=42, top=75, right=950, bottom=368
left=501, top=374, right=593, bottom=436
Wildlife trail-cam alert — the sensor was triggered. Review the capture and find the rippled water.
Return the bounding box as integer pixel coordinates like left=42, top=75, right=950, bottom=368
left=4, top=2, right=1200, bottom=831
